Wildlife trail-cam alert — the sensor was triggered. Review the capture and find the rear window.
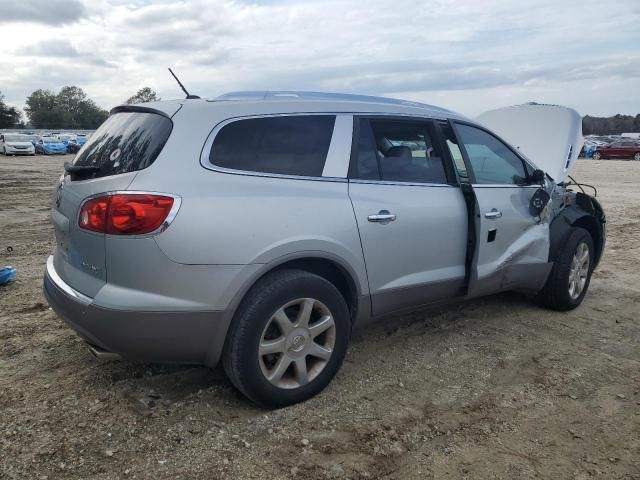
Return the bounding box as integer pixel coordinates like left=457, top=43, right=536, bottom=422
left=72, top=111, right=172, bottom=179
left=210, top=115, right=336, bottom=177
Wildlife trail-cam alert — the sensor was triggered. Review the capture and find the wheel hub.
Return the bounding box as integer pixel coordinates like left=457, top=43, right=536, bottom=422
left=258, top=298, right=337, bottom=389
left=287, top=330, right=308, bottom=354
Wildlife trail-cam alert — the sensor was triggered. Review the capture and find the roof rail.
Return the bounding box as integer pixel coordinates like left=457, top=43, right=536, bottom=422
left=214, top=90, right=452, bottom=113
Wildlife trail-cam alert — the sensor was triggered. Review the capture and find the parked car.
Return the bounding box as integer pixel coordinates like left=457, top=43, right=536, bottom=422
left=43, top=93, right=606, bottom=407
left=58, top=134, right=77, bottom=146
left=592, top=140, right=640, bottom=160
left=67, top=142, right=82, bottom=154
left=75, top=134, right=89, bottom=146
left=0, top=133, right=36, bottom=155
left=35, top=136, right=68, bottom=155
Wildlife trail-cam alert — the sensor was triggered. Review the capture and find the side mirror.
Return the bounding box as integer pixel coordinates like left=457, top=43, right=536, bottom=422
left=530, top=169, right=546, bottom=184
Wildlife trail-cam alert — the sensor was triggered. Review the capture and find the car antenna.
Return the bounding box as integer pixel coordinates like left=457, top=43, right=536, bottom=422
left=168, top=67, right=200, bottom=99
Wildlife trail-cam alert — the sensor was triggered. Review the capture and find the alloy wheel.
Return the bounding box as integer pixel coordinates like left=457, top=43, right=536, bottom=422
left=634, top=152, right=640, bottom=161
left=259, top=298, right=336, bottom=389
left=568, top=242, right=590, bottom=300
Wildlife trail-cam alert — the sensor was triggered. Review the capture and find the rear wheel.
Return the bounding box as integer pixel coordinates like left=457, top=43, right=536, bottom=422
left=634, top=152, right=640, bottom=161
left=537, top=227, right=594, bottom=311
left=223, top=269, right=350, bottom=407
left=592, top=151, right=602, bottom=160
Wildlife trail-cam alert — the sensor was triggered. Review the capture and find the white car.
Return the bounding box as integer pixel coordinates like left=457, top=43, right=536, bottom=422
left=0, top=134, right=36, bottom=156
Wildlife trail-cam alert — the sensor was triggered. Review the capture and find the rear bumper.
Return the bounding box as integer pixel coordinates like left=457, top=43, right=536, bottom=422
left=43, top=256, right=229, bottom=365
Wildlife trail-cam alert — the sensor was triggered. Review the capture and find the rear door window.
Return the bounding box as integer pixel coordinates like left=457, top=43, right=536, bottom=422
left=350, top=118, right=448, bottom=184
left=72, top=111, right=172, bottom=179
left=210, top=115, right=336, bottom=177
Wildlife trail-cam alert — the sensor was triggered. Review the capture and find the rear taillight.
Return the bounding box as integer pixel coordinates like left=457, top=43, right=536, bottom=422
left=79, top=194, right=176, bottom=235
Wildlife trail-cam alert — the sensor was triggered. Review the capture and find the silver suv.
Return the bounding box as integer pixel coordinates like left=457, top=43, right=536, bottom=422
left=44, top=92, right=606, bottom=407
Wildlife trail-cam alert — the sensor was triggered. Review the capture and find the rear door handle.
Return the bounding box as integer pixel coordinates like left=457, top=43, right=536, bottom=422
left=368, top=210, right=397, bottom=223
left=484, top=209, right=503, bottom=219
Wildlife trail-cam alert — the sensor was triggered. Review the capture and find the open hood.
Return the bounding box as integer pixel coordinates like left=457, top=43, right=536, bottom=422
left=475, top=104, right=583, bottom=183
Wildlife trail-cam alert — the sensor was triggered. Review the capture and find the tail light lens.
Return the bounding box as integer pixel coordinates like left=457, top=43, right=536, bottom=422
left=79, top=194, right=176, bottom=235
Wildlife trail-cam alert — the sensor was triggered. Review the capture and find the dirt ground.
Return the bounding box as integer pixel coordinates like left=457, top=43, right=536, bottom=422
left=1, top=154, right=639, bottom=480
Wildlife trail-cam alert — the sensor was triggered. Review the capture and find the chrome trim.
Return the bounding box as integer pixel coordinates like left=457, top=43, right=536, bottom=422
left=199, top=111, right=449, bottom=182
left=46, top=256, right=92, bottom=306
left=349, top=179, right=455, bottom=188
left=322, top=114, right=353, bottom=178
left=368, top=213, right=397, bottom=223
left=471, top=184, right=542, bottom=189
left=86, top=343, right=122, bottom=361
left=200, top=112, right=349, bottom=183
left=76, top=191, right=182, bottom=238
left=484, top=210, right=503, bottom=219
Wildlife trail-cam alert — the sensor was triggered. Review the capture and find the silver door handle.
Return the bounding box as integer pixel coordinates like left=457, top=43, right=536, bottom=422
left=368, top=211, right=397, bottom=223
left=484, top=210, right=503, bottom=219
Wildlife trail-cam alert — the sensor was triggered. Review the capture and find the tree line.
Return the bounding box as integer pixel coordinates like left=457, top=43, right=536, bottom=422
left=0, top=87, right=160, bottom=129
left=1, top=88, right=638, bottom=133
left=582, top=114, right=640, bottom=136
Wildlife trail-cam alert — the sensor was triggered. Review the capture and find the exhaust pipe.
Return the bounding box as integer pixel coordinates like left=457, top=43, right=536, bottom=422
left=87, top=343, right=122, bottom=361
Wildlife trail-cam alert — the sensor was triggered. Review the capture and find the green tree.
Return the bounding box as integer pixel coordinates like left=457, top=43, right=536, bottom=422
left=25, top=86, right=108, bottom=129
left=24, top=89, right=61, bottom=129
left=126, top=87, right=160, bottom=104
left=0, top=91, right=23, bottom=128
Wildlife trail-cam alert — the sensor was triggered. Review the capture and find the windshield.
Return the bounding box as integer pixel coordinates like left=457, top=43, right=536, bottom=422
left=4, top=135, right=28, bottom=142
left=42, top=137, right=60, bottom=144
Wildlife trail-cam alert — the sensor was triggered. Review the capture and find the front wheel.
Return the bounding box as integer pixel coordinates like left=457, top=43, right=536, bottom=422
left=537, top=227, right=594, bottom=311
left=592, top=151, right=602, bottom=160
left=223, top=269, right=350, bottom=408
left=633, top=152, right=640, bottom=161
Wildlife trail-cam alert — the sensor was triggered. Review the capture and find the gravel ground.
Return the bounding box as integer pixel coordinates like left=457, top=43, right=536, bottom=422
left=1, top=154, right=639, bottom=479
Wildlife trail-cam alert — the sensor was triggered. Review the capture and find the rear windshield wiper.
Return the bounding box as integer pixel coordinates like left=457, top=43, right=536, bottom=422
left=64, top=162, right=101, bottom=180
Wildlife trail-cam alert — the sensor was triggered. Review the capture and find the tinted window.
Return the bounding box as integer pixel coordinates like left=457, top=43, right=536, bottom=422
left=351, top=118, right=448, bottom=184
left=73, top=112, right=172, bottom=179
left=455, top=124, right=527, bottom=185
left=210, top=115, right=336, bottom=177
left=351, top=119, right=380, bottom=180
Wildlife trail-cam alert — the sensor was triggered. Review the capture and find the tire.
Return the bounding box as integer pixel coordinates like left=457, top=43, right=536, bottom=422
left=537, top=227, right=594, bottom=311
left=634, top=152, right=640, bottom=161
left=223, top=269, right=350, bottom=408
left=592, top=151, right=602, bottom=160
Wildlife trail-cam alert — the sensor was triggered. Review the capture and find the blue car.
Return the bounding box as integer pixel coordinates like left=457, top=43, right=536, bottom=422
left=35, top=136, right=68, bottom=155
left=75, top=134, right=89, bottom=146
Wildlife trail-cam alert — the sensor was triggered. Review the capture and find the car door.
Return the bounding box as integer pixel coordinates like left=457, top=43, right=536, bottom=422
left=447, top=122, right=551, bottom=298
left=348, top=117, right=468, bottom=317
left=620, top=141, right=635, bottom=158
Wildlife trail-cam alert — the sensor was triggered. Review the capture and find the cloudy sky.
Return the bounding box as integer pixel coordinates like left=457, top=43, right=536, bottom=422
left=0, top=0, right=638, bottom=118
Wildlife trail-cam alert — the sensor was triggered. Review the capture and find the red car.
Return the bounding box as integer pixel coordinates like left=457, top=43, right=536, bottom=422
left=593, top=140, right=640, bottom=160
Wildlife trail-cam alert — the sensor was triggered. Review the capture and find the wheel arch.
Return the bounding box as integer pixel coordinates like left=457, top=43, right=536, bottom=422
left=205, top=252, right=369, bottom=367
left=549, top=197, right=605, bottom=269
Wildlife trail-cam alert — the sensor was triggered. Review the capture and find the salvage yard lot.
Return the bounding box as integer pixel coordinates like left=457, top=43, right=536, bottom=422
left=1, top=155, right=639, bottom=479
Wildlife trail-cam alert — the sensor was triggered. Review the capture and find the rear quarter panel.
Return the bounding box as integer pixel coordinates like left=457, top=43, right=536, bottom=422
left=126, top=102, right=369, bottom=296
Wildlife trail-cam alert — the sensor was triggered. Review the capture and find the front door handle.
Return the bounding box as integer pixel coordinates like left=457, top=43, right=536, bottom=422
left=484, top=209, right=503, bottom=219
left=368, top=210, right=397, bottom=223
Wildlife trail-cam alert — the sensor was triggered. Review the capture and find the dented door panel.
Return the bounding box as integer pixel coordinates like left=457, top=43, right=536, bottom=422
left=467, top=185, right=551, bottom=298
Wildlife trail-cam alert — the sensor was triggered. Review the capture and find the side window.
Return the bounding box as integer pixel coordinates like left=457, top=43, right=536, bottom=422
left=210, top=115, right=336, bottom=177
left=351, top=118, right=448, bottom=184
left=455, top=124, right=527, bottom=185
